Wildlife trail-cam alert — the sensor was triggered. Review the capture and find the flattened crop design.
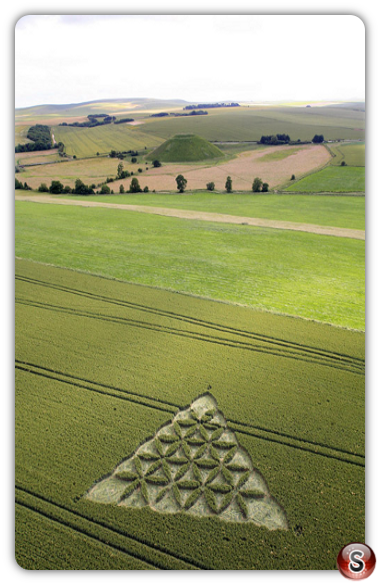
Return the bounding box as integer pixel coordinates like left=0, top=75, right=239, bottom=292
left=85, top=393, right=288, bottom=530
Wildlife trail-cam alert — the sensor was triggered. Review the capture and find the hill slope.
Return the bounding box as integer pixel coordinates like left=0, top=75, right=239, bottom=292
left=15, top=97, right=190, bottom=119
left=148, top=134, right=224, bottom=162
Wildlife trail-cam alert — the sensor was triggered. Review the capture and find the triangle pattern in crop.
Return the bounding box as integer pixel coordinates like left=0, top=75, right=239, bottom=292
left=85, top=393, right=288, bottom=530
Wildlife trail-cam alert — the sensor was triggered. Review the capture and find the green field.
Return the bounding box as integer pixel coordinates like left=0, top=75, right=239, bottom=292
left=15, top=201, right=365, bottom=329
left=15, top=258, right=364, bottom=569
left=56, top=192, right=365, bottom=231
left=285, top=166, right=365, bottom=193
left=53, top=123, right=164, bottom=158
left=327, top=142, right=365, bottom=166
left=141, top=106, right=365, bottom=142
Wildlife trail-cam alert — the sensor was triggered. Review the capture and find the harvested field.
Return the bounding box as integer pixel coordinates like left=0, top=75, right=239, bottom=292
left=16, top=143, right=330, bottom=192
left=113, top=144, right=331, bottom=192
left=16, top=156, right=131, bottom=190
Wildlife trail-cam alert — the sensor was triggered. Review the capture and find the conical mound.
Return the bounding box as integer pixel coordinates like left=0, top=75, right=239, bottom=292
left=85, top=393, right=288, bottom=530
left=148, top=134, right=224, bottom=162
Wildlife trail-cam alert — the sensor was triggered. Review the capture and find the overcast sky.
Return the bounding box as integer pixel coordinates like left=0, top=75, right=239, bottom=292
left=15, top=14, right=365, bottom=108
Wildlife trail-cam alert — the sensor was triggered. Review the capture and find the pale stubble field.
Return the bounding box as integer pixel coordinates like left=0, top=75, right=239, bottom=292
left=115, top=144, right=331, bottom=192
left=17, top=143, right=331, bottom=192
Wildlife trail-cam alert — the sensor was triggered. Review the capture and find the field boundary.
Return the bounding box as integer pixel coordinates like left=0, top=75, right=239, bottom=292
left=15, top=194, right=365, bottom=240
left=15, top=274, right=365, bottom=375
left=15, top=361, right=365, bottom=466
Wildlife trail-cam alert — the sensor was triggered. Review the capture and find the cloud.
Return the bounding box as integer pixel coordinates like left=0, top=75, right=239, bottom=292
left=15, top=15, right=365, bottom=108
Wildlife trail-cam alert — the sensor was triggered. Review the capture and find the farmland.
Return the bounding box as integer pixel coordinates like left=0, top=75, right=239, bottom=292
left=15, top=201, right=365, bottom=330
left=285, top=166, right=365, bottom=193
left=53, top=123, right=164, bottom=158
left=54, top=192, right=366, bottom=231
left=327, top=142, right=365, bottom=167
left=17, top=142, right=331, bottom=192
left=16, top=258, right=364, bottom=569
left=15, top=96, right=365, bottom=571
left=140, top=105, right=365, bottom=142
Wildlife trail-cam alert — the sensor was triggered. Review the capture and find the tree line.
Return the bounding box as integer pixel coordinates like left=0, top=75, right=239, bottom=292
left=259, top=133, right=325, bottom=145
left=150, top=111, right=209, bottom=118
left=184, top=103, right=240, bottom=110
left=15, top=124, right=53, bottom=152
left=174, top=175, right=268, bottom=194
left=59, top=114, right=137, bottom=128
left=59, top=115, right=116, bottom=128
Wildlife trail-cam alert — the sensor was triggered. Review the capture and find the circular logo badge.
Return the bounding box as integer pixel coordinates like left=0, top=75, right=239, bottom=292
left=337, top=543, right=376, bottom=579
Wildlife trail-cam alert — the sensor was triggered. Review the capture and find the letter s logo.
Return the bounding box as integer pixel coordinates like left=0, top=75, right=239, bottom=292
left=349, top=550, right=365, bottom=573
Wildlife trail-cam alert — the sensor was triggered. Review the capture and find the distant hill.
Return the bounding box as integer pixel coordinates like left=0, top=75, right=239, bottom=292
left=15, top=98, right=190, bottom=119
left=148, top=134, right=224, bottom=163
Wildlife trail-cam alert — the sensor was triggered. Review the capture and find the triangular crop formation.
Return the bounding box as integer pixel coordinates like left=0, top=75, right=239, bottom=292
left=85, top=394, right=288, bottom=530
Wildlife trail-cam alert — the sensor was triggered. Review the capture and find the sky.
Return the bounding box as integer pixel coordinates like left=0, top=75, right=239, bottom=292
left=15, top=14, right=365, bottom=108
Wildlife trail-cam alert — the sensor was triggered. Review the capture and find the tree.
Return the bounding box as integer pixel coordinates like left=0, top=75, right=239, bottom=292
left=341, top=161, right=347, bottom=166
left=252, top=177, right=263, bottom=192
left=312, top=134, right=324, bottom=143
left=128, top=177, right=142, bottom=193
left=15, top=178, right=23, bottom=190
left=38, top=183, right=49, bottom=192
left=153, top=159, right=162, bottom=168
left=117, top=161, right=124, bottom=179
left=143, top=186, right=149, bottom=193
left=291, top=174, right=296, bottom=180
left=262, top=182, right=269, bottom=192
left=176, top=174, right=187, bottom=193
left=206, top=182, right=215, bottom=191
left=131, top=157, right=137, bottom=163
left=138, top=168, right=143, bottom=173
left=49, top=180, right=64, bottom=194
left=63, top=185, right=72, bottom=194
left=73, top=178, right=94, bottom=195
left=100, top=184, right=111, bottom=194
left=119, top=184, right=125, bottom=193
left=225, top=176, right=232, bottom=193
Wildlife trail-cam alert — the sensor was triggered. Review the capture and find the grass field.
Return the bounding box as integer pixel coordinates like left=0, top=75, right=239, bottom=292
left=53, top=123, right=164, bottom=158
left=15, top=201, right=365, bottom=329
left=327, top=142, right=365, bottom=167
left=55, top=192, right=365, bottom=231
left=285, top=166, right=365, bottom=193
left=15, top=258, right=364, bottom=569
left=141, top=106, right=365, bottom=142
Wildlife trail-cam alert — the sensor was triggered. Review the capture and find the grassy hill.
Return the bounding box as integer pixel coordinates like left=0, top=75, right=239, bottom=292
left=148, top=134, right=224, bottom=162
left=142, top=105, right=365, bottom=142
left=15, top=97, right=190, bottom=120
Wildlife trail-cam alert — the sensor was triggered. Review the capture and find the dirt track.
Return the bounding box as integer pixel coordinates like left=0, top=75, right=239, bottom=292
left=15, top=194, right=365, bottom=240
